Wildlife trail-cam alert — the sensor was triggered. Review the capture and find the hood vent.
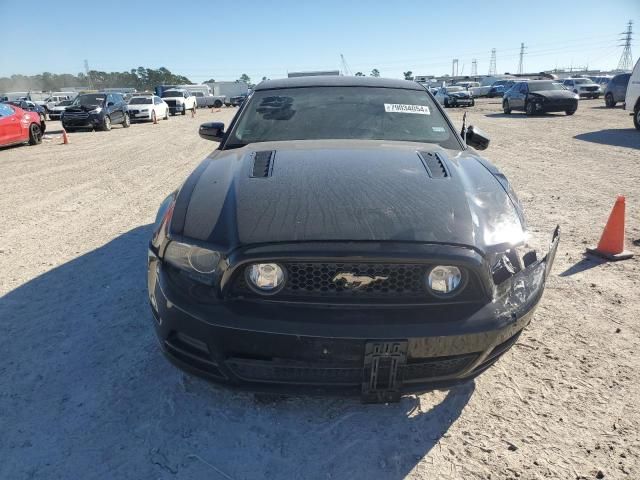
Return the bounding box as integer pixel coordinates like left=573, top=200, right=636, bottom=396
left=251, top=151, right=275, bottom=178
left=418, top=151, right=449, bottom=179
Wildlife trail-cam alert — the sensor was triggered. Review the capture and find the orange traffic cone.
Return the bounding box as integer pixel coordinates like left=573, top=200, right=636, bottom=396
left=586, top=195, right=633, bottom=261
left=61, top=129, right=69, bottom=145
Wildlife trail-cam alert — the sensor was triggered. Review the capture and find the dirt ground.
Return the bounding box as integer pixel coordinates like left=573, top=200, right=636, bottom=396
left=1, top=99, right=638, bottom=480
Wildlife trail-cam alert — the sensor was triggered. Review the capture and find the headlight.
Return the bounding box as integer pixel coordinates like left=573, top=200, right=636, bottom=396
left=140, top=109, right=149, bottom=112
left=163, top=241, right=221, bottom=284
left=89, top=107, right=102, bottom=114
left=426, top=266, right=463, bottom=296
left=246, top=263, right=285, bottom=294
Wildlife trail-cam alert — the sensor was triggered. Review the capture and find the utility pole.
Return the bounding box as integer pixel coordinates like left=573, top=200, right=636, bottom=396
left=471, top=59, right=477, bottom=77
left=452, top=59, right=458, bottom=78
left=488, top=49, right=497, bottom=76
left=84, top=59, right=93, bottom=89
left=517, top=43, right=526, bottom=75
left=617, top=20, right=634, bottom=71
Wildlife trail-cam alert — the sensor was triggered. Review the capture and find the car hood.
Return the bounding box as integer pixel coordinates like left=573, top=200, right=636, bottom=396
left=530, top=90, right=577, bottom=100
left=177, top=140, right=524, bottom=253
left=449, top=92, right=470, bottom=98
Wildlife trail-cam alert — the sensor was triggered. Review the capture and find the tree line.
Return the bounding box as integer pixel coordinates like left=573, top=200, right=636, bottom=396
left=0, top=67, right=255, bottom=93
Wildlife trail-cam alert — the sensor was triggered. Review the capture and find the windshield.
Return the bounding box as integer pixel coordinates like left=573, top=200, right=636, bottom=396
left=573, top=79, right=591, bottom=85
left=58, top=100, right=73, bottom=106
left=528, top=82, right=566, bottom=92
left=73, top=94, right=106, bottom=107
left=445, top=87, right=463, bottom=93
left=162, top=90, right=182, bottom=98
left=192, top=92, right=204, bottom=97
left=129, top=97, right=152, bottom=104
left=227, top=86, right=460, bottom=150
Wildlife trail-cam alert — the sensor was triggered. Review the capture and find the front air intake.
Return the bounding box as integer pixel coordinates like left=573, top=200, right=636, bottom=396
left=418, top=151, right=449, bottom=179
left=251, top=151, right=275, bottom=178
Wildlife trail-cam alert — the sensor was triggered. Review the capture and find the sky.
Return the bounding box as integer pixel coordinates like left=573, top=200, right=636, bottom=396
left=0, top=0, right=638, bottom=82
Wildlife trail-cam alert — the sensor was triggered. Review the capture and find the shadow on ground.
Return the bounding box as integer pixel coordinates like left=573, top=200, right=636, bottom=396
left=573, top=129, right=640, bottom=149
left=484, top=112, right=567, bottom=119
left=558, top=256, right=607, bottom=277
left=0, top=225, right=474, bottom=479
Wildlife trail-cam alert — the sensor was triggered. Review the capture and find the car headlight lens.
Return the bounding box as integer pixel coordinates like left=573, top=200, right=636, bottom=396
left=163, top=241, right=221, bottom=284
left=246, top=263, right=285, bottom=293
left=140, top=109, right=149, bottom=112
left=89, top=107, right=102, bottom=114
left=426, top=266, right=463, bottom=295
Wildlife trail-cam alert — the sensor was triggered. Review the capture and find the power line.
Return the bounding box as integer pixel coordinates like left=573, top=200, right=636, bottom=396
left=618, top=20, right=633, bottom=70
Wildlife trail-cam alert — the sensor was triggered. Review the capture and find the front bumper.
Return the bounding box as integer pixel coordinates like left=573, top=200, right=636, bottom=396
left=448, top=97, right=473, bottom=106
left=533, top=100, right=578, bottom=113
left=167, top=104, right=185, bottom=113
left=62, top=115, right=102, bottom=128
left=147, top=232, right=559, bottom=401
left=128, top=110, right=153, bottom=121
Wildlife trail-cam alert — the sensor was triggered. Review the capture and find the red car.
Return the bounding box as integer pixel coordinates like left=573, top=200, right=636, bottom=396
left=0, top=103, right=43, bottom=148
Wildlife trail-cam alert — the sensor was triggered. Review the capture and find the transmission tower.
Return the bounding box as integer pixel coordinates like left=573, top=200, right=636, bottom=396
left=471, top=59, right=477, bottom=77
left=517, top=43, right=526, bottom=74
left=340, top=54, right=352, bottom=76
left=452, top=59, right=459, bottom=77
left=618, top=21, right=633, bottom=71
left=488, top=49, right=497, bottom=76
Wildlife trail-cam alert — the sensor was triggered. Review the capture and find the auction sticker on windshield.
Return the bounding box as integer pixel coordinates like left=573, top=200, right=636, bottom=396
left=384, top=104, right=430, bottom=115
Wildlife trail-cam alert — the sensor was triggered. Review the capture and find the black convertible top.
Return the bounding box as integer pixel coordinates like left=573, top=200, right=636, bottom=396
left=254, top=76, right=425, bottom=91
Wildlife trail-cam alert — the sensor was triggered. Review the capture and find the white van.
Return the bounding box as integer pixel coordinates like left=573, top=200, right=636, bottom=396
left=624, top=58, right=640, bottom=130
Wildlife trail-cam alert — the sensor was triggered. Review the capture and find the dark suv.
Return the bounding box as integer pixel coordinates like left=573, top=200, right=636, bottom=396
left=604, top=73, right=631, bottom=108
left=61, top=93, right=130, bottom=131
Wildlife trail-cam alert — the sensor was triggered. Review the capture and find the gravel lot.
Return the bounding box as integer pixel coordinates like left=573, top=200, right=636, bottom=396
left=1, top=99, right=639, bottom=480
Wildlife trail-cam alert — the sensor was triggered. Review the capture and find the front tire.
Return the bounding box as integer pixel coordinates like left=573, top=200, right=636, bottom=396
left=565, top=109, right=576, bottom=116
left=102, top=115, right=112, bottom=131
left=151, top=111, right=157, bottom=123
left=164, top=108, right=169, bottom=120
left=503, top=100, right=511, bottom=114
left=213, top=100, right=223, bottom=108
left=634, top=109, right=640, bottom=130
left=525, top=101, right=536, bottom=116
left=122, top=113, right=130, bottom=128
left=605, top=94, right=616, bottom=108
left=28, top=123, right=42, bottom=145
left=181, top=106, right=186, bottom=116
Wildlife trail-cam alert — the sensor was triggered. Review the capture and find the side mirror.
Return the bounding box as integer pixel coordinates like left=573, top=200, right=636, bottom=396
left=199, top=122, right=225, bottom=142
left=465, top=125, right=490, bottom=150
left=107, top=102, right=114, bottom=107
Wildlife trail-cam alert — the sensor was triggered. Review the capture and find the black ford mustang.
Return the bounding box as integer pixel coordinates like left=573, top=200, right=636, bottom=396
left=148, top=76, right=559, bottom=402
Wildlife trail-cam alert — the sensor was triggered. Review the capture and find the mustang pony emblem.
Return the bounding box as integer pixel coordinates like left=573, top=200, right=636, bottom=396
left=332, top=273, right=388, bottom=290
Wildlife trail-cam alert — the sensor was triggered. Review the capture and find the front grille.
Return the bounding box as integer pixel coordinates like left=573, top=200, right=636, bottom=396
left=129, top=109, right=139, bottom=115
left=226, top=352, right=478, bottom=385
left=165, top=100, right=177, bottom=107
left=231, top=262, right=481, bottom=303
left=227, top=359, right=362, bottom=384
left=63, top=111, right=89, bottom=119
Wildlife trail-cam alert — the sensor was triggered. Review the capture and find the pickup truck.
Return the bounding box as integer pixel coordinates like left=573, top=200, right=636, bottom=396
left=191, top=91, right=226, bottom=109
left=160, top=89, right=197, bottom=115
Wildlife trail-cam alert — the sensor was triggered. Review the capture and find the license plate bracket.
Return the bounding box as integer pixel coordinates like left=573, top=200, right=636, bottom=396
left=362, top=341, right=408, bottom=403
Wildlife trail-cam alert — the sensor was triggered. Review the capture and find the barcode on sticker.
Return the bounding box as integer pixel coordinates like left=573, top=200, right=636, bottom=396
left=384, top=104, right=430, bottom=115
